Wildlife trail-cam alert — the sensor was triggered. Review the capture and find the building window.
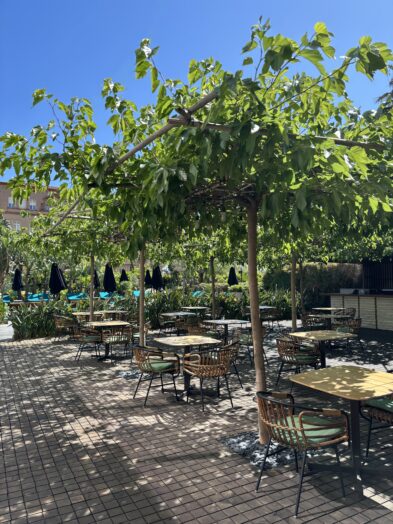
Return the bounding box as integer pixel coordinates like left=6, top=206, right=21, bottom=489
left=8, top=197, right=14, bottom=208
left=14, top=222, right=21, bottom=232
left=29, top=200, right=37, bottom=211
left=20, top=200, right=27, bottom=209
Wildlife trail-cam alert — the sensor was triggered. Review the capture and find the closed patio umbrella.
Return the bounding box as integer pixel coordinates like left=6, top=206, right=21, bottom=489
left=152, top=265, right=164, bottom=290
left=120, top=269, right=129, bottom=282
left=12, top=268, right=23, bottom=296
left=228, top=267, right=239, bottom=286
left=94, top=270, right=100, bottom=290
left=144, top=270, right=153, bottom=288
left=49, top=263, right=67, bottom=294
left=103, top=263, right=117, bottom=292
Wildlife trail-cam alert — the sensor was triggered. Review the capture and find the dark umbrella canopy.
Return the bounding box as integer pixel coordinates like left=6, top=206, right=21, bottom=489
left=144, top=270, right=153, bottom=288
left=152, top=265, right=164, bottom=290
left=12, top=268, right=23, bottom=291
left=120, top=269, right=129, bottom=282
left=49, top=263, right=67, bottom=294
left=228, top=267, right=239, bottom=286
left=103, top=263, right=117, bottom=292
left=94, top=270, right=100, bottom=290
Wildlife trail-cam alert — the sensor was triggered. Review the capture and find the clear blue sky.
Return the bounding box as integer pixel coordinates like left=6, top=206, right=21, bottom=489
left=1, top=0, right=392, bottom=180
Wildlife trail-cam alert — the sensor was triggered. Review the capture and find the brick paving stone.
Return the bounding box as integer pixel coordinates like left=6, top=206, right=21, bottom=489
left=0, top=330, right=393, bottom=523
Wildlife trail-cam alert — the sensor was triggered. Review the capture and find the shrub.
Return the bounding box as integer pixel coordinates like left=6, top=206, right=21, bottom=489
left=8, top=300, right=72, bottom=340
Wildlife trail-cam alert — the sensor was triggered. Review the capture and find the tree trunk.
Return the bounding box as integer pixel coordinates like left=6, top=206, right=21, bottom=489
left=210, top=256, right=216, bottom=319
left=89, top=254, right=95, bottom=322
left=139, top=247, right=145, bottom=346
left=291, top=253, right=297, bottom=331
left=247, top=199, right=268, bottom=444
left=299, top=259, right=305, bottom=315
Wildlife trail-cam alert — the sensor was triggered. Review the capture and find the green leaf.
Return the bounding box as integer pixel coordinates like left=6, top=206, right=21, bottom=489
left=299, top=49, right=326, bottom=74
left=314, top=22, right=329, bottom=35
left=242, top=40, right=257, bottom=53
left=369, top=196, right=379, bottom=214
left=151, top=67, right=159, bottom=92
left=243, top=57, right=254, bottom=66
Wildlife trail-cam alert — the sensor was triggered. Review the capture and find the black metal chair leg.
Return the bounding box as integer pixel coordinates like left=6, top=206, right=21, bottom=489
left=232, top=362, right=243, bottom=389
left=200, top=378, right=204, bottom=412
left=275, top=362, right=284, bottom=386
left=256, top=437, right=271, bottom=491
left=294, top=451, right=307, bottom=517
left=144, top=375, right=154, bottom=407
left=224, top=374, right=234, bottom=408
left=217, top=377, right=220, bottom=398
left=366, top=417, right=373, bottom=457
left=294, top=449, right=299, bottom=473
left=172, top=374, right=179, bottom=401
left=334, top=446, right=345, bottom=498
left=133, top=373, right=143, bottom=399
left=160, top=374, right=164, bottom=393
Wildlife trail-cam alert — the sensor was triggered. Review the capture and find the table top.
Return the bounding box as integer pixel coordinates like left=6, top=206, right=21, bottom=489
left=86, top=321, right=131, bottom=328
left=204, top=319, right=249, bottom=326
left=161, top=311, right=197, bottom=318
left=290, top=365, right=393, bottom=401
left=181, top=306, right=208, bottom=311
left=291, top=330, right=357, bottom=342
left=154, top=335, right=220, bottom=347
left=309, top=313, right=350, bottom=319
left=247, top=305, right=276, bottom=310
left=312, top=307, right=345, bottom=312
left=73, top=310, right=127, bottom=316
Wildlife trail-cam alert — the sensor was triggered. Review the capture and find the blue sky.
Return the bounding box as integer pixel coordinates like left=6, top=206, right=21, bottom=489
left=1, top=0, right=392, bottom=180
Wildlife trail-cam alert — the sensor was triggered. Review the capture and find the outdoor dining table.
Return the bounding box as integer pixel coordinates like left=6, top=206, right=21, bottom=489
left=181, top=306, right=208, bottom=316
left=308, top=313, right=351, bottom=329
left=312, top=307, right=345, bottom=312
left=290, top=330, right=357, bottom=368
left=290, top=365, right=393, bottom=487
left=86, top=320, right=132, bottom=359
left=204, top=319, right=249, bottom=344
left=160, top=311, right=197, bottom=318
left=153, top=335, right=221, bottom=391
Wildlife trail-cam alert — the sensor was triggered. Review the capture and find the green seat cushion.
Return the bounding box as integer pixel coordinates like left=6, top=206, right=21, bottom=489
left=150, top=361, right=176, bottom=373
left=294, top=354, right=318, bottom=364
left=82, top=336, right=101, bottom=342
left=365, top=396, right=393, bottom=413
left=284, top=415, right=346, bottom=445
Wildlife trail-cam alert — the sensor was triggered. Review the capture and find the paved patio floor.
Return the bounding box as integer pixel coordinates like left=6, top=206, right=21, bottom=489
left=1, top=328, right=393, bottom=523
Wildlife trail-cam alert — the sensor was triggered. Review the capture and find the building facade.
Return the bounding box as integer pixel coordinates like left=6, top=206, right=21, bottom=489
left=0, top=182, right=58, bottom=231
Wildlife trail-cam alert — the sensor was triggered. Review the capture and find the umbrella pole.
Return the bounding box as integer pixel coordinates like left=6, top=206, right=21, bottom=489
left=89, top=254, right=95, bottom=322
left=291, top=253, right=297, bottom=331
left=210, top=256, right=216, bottom=319
left=139, top=247, right=145, bottom=346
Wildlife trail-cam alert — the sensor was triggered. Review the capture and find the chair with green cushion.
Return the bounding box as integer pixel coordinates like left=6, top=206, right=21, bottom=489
left=102, top=326, right=133, bottom=362
left=74, top=326, right=102, bottom=361
left=133, top=346, right=180, bottom=406
left=275, top=337, right=320, bottom=387
left=361, top=394, right=393, bottom=456
left=335, top=318, right=364, bottom=350
left=256, top=391, right=349, bottom=517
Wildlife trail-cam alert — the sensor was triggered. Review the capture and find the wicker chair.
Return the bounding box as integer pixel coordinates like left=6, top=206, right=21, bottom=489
left=183, top=346, right=234, bottom=411
left=275, top=337, right=320, bottom=387
left=361, top=394, right=393, bottom=456
left=74, top=326, right=102, bottom=361
left=158, top=315, right=176, bottom=335
left=256, top=391, right=348, bottom=516
left=232, top=326, right=267, bottom=367
left=261, top=307, right=281, bottom=329
left=301, top=313, right=326, bottom=330
left=102, top=326, right=133, bottom=362
left=132, top=321, right=151, bottom=345
left=133, top=346, right=180, bottom=406
left=335, top=318, right=363, bottom=350
left=54, top=315, right=77, bottom=340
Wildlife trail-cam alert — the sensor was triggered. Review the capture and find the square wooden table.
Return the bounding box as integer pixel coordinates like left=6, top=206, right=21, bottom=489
left=290, top=330, right=357, bottom=368
left=154, top=335, right=221, bottom=390
left=86, top=321, right=132, bottom=359
left=204, top=319, right=249, bottom=343
left=290, top=365, right=393, bottom=479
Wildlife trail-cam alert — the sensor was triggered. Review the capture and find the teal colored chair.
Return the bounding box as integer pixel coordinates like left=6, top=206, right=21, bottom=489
left=361, top=395, right=393, bottom=456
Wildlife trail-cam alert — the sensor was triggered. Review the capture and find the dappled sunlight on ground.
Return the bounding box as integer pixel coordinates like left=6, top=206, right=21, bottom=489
left=0, top=325, right=393, bottom=522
